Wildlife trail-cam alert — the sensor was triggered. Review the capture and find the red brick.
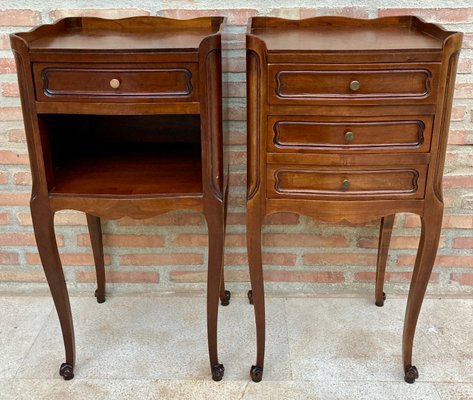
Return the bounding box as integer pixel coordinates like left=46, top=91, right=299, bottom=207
left=120, top=253, right=203, bottom=266
left=226, top=212, right=245, bottom=225
left=0, top=192, right=29, bottom=206
left=0, top=58, right=16, bottom=73
left=451, top=273, right=473, bottom=286
left=354, top=271, right=439, bottom=283
left=265, top=212, right=300, bottom=225
left=444, top=175, right=473, bottom=189
left=0, top=171, right=6, bottom=184
left=263, top=233, right=349, bottom=248
left=227, top=130, right=246, bottom=145
left=0, top=212, right=8, bottom=224
left=0, top=271, right=45, bottom=282
left=17, top=211, right=88, bottom=226
left=223, top=82, right=246, bottom=98
left=170, top=269, right=250, bottom=282
left=263, top=270, right=345, bottom=283
left=228, top=171, right=245, bottom=185
left=76, top=271, right=159, bottom=284
left=397, top=254, right=473, bottom=268
left=0, top=251, right=18, bottom=264
left=455, top=83, right=473, bottom=99
left=448, top=130, right=473, bottom=145
left=301, top=7, right=368, bottom=19
left=453, top=237, right=473, bottom=248
left=378, top=8, right=473, bottom=24
left=7, top=129, right=26, bottom=143
left=303, top=253, right=377, bottom=266
left=118, top=212, right=204, bottom=226
left=49, top=9, right=150, bottom=21
left=14, top=171, right=31, bottom=185
left=160, top=9, right=257, bottom=25
left=171, top=233, right=244, bottom=247
left=224, top=252, right=296, bottom=266
left=1, top=82, right=19, bottom=97
left=225, top=105, right=245, bottom=121
left=0, top=150, right=29, bottom=165
left=26, top=252, right=111, bottom=266
left=458, top=58, right=473, bottom=74
left=0, top=107, right=23, bottom=121
left=451, top=106, right=466, bottom=121
left=228, top=150, right=246, bottom=166
left=0, top=232, right=63, bottom=246
left=0, top=34, right=10, bottom=50
left=404, top=214, right=473, bottom=229
left=357, top=236, right=422, bottom=249
left=77, top=233, right=164, bottom=248
left=464, top=33, right=473, bottom=49
left=0, top=10, right=41, bottom=26
left=223, top=57, right=245, bottom=73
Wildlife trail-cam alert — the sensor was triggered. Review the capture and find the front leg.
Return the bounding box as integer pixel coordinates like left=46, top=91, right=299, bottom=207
left=31, top=200, right=75, bottom=380
left=402, top=210, right=443, bottom=383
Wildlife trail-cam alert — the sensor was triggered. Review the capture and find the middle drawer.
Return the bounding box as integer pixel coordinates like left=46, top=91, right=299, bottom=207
left=268, top=115, right=433, bottom=154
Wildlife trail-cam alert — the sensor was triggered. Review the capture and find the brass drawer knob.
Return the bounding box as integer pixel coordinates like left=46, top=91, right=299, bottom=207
left=344, top=131, right=354, bottom=142
left=349, top=80, right=360, bottom=91
left=342, top=179, right=350, bottom=190
left=110, top=78, right=120, bottom=89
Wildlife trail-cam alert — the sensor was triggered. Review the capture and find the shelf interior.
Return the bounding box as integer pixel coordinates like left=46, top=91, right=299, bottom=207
left=40, top=113, right=203, bottom=197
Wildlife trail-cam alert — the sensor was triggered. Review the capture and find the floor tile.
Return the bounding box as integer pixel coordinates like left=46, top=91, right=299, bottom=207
left=0, top=296, right=52, bottom=378
left=243, top=380, right=442, bottom=400
left=0, top=378, right=151, bottom=400
left=149, top=380, right=247, bottom=399
left=285, top=298, right=406, bottom=381
left=435, top=383, right=473, bottom=400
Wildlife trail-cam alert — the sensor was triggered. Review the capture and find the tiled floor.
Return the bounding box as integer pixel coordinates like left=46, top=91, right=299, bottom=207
left=0, top=293, right=472, bottom=399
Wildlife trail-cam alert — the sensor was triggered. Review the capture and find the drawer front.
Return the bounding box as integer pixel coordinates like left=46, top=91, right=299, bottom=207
left=268, top=115, right=433, bottom=153
left=267, top=165, right=427, bottom=200
left=33, top=63, right=199, bottom=102
left=268, top=63, right=440, bottom=105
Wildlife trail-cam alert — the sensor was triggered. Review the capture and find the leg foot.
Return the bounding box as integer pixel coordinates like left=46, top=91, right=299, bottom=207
left=250, top=365, right=263, bottom=382
left=94, top=288, right=106, bottom=304
left=404, top=365, right=419, bottom=384
left=375, top=292, right=386, bottom=307
left=248, top=290, right=253, bottom=305
left=59, top=363, right=74, bottom=380
left=220, top=290, right=231, bottom=306
left=211, top=363, right=225, bottom=381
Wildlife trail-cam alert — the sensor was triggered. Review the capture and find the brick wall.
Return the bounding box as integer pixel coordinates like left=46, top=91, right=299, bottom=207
left=0, top=1, right=472, bottom=297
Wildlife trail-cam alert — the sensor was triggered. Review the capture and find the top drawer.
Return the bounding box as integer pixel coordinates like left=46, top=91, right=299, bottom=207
left=268, top=63, right=440, bottom=105
left=33, top=63, right=199, bottom=103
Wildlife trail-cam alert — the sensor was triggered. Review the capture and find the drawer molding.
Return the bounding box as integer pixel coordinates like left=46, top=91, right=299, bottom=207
left=271, top=167, right=425, bottom=198
left=271, top=119, right=427, bottom=151
left=272, top=67, right=436, bottom=102
left=39, top=67, right=194, bottom=99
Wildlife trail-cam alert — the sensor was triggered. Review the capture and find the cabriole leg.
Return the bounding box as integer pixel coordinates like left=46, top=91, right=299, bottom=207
left=375, top=214, right=395, bottom=307
left=86, top=214, right=106, bottom=303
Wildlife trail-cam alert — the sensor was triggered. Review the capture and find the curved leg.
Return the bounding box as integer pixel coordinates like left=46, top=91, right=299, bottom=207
left=247, top=208, right=265, bottom=382
left=402, top=211, right=442, bottom=383
left=86, top=214, right=106, bottom=303
left=205, top=210, right=225, bottom=381
left=31, top=201, right=75, bottom=380
left=219, top=179, right=231, bottom=306
left=375, top=214, right=395, bottom=307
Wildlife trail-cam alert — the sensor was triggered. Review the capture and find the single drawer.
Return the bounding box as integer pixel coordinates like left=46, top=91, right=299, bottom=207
left=33, top=63, right=199, bottom=102
left=268, top=63, right=440, bottom=105
left=267, top=165, right=427, bottom=200
left=268, top=115, right=433, bottom=153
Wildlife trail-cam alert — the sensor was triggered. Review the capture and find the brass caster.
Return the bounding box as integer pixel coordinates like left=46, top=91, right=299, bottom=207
left=375, top=292, right=386, bottom=307
left=211, top=363, right=225, bottom=381
left=220, top=290, right=231, bottom=306
left=59, top=363, right=74, bottom=380
left=94, top=288, right=106, bottom=304
left=250, top=365, right=263, bottom=382
left=404, top=365, right=419, bottom=384
left=248, top=290, right=253, bottom=305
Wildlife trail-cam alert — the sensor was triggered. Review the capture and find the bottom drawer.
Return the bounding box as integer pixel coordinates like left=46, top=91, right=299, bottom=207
left=267, top=165, right=427, bottom=199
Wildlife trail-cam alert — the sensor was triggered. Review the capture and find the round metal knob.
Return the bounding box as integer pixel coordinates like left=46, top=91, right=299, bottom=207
left=344, top=131, right=354, bottom=142
left=349, top=80, right=360, bottom=91
left=342, top=179, right=350, bottom=190
left=110, top=78, right=120, bottom=89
